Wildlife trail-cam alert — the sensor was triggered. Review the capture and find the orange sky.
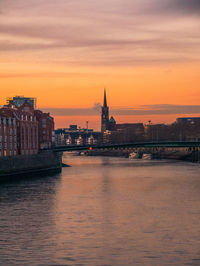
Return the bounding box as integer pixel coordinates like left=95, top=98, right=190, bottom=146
left=1, top=0, right=200, bottom=130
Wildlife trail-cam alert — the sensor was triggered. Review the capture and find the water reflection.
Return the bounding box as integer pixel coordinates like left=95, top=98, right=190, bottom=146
left=0, top=174, right=61, bottom=266
left=1, top=155, right=200, bottom=266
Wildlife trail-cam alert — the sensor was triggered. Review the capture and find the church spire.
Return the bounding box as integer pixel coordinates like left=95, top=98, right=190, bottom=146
left=101, top=88, right=109, bottom=133
left=104, top=88, right=107, bottom=107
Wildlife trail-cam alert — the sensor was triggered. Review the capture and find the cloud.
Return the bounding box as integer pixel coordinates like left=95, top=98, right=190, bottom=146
left=42, top=104, right=200, bottom=117
left=42, top=107, right=96, bottom=116
left=0, top=72, right=100, bottom=78
left=1, top=24, right=199, bottom=66
left=128, top=0, right=200, bottom=16
left=0, top=72, right=125, bottom=78
left=93, top=103, right=102, bottom=113
left=112, top=105, right=200, bottom=115
left=158, top=0, right=200, bottom=15
left=0, top=0, right=200, bottom=66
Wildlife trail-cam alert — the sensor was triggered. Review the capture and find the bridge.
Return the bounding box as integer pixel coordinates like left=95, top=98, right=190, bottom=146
left=51, top=141, right=200, bottom=152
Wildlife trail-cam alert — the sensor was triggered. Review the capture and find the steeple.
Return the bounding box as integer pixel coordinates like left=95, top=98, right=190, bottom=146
left=101, top=88, right=109, bottom=133
left=103, top=88, right=107, bottom=107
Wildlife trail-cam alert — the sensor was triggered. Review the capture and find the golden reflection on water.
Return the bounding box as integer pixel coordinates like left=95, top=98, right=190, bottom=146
left=1, top=155, right=200, bottom=265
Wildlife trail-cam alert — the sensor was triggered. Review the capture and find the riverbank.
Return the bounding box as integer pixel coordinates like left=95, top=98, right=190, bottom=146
left=82, top=148, right=200, bottom=163
left=0, top=151, right=63, bottom=182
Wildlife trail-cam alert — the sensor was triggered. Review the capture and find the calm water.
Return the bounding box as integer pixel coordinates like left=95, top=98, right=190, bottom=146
left=1, top=155, right=200, bottom=266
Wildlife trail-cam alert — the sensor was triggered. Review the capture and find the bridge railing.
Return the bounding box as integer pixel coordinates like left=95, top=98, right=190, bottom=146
left=47, top=141, right=200, bottom=152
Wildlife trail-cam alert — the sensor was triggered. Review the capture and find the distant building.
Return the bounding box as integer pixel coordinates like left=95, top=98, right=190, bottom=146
left=55, top=125, right=101, bottom=146
left=69, top=125, right=78, bottom=131
left=109, top=116, right=116, bottom=131
left=101, top=89, right=109, bottom=133
left=176, top=117, right=200, bottom=141
left=144, top=118, right=200, bottom=142
left=144, top=123, right=171, bottom=141
left=115, top=123, right=144, bottom=142
left=101, top=90, right=144, bottom=143
left=7, top=96, right=37, bottom=108
left=176, top=117, right=200, bottom=124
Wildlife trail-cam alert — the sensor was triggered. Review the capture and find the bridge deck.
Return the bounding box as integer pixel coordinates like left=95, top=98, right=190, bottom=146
left=50, top=141, right=200, bottom=152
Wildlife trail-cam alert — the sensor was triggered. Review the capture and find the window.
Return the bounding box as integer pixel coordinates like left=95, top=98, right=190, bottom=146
left=42, top=119, right=46, bottom=128
left=26, top=127, right=28, bottom=148
left=24, top=106, right=30, bottom=112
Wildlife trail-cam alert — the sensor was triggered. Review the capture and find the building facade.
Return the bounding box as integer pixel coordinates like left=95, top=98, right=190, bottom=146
left=0, top=115, right=17, bottom=157
left=34, top=110, right=54, bottom=149
left=55, top=125, right=101, bottom=146
left=0, top=96, right=54, bottom=157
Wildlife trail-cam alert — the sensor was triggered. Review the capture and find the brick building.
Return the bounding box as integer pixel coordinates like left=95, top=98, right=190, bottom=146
left=34, top=110, right=54, bottom=149
left=0, top=112, right=17, bottom=157
left=0, top=96, right=54, bottom=156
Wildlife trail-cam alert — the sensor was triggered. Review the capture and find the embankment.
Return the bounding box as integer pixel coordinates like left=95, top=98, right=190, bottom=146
left=85, top=147, right=200, bottom=162
left=0, top=151, right=63, bottom=181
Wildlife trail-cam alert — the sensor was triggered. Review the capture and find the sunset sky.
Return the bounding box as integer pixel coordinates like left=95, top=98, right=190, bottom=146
left=1, top=0, right=200, bottom=130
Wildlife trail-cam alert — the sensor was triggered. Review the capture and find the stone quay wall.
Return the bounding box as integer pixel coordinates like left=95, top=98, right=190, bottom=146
left=0, top=150, right=62, bottom=178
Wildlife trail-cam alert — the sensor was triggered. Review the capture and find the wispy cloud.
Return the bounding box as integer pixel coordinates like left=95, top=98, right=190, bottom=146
left=152, top=0, right=200, bottom=15
left=1, top=0, right=200, bottom=66
left=42, top=104, right=200, bottom=117
left=0, top=72, right=116, bottom=78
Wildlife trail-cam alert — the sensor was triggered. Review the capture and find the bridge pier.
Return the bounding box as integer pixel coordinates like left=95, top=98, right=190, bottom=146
left=191, top=148, right=200, bottom=162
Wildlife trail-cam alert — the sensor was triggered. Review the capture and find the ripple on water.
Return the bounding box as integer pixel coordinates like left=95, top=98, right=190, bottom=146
left=1, top=156, right=200, bottom=266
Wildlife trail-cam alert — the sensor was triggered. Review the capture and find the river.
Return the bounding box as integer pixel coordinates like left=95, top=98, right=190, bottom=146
left=1, top=154, right=200, bottom=266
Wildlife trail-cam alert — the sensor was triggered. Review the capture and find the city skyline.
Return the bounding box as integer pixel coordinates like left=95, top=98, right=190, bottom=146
left=1, top=0, right=200, bottom=129
left=2, top=92, right=200, bottom=131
